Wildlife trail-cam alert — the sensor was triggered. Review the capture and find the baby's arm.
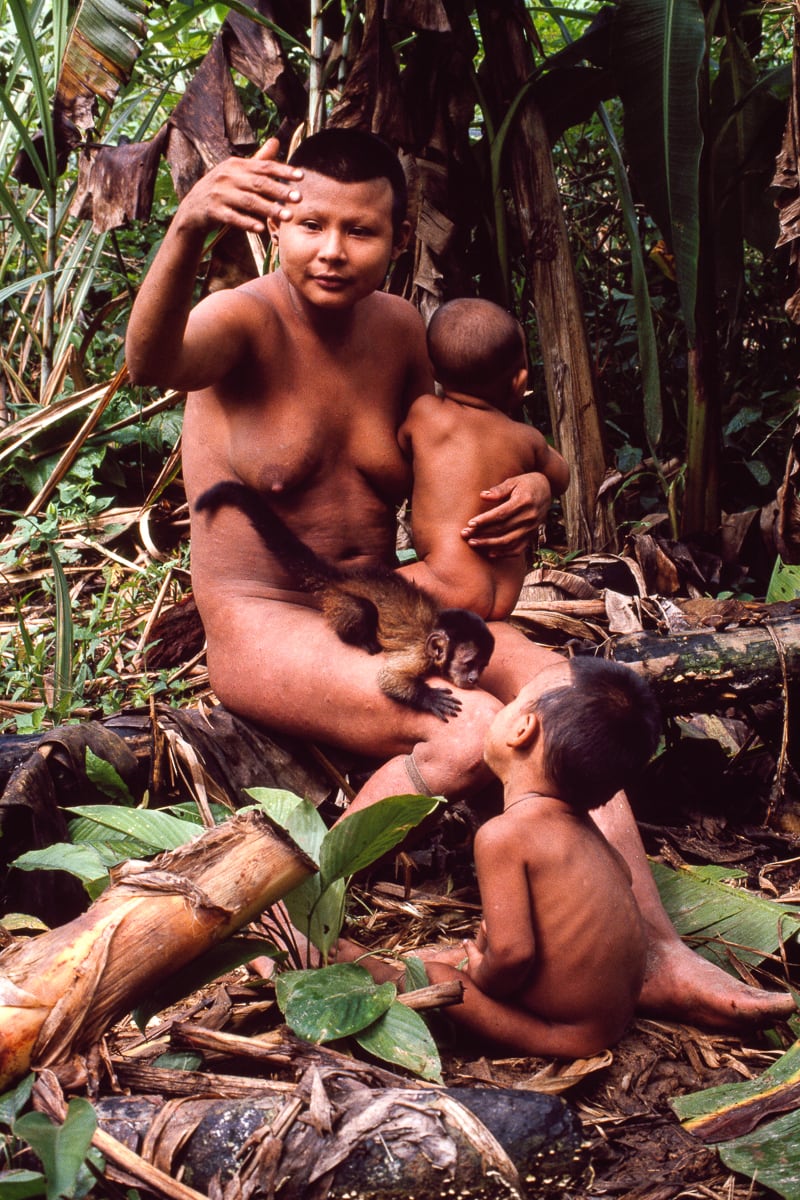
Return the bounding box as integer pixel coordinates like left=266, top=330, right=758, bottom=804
left=126, top=139, right=302, bottom=390
left=465, top=823, right=536, bottom=998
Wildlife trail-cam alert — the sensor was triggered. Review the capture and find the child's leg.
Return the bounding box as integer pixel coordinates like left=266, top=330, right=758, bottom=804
left=423, top=955, right=625, bottom=1059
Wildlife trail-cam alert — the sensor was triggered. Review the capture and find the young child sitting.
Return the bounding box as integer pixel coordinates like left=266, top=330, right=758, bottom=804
left=422, top=655, right=661, bottom=1057
left=398, top=297, right=569, bottom=621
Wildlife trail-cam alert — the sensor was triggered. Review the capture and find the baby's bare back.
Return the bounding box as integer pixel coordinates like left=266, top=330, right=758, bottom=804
left=400, top=395, right=543, bottom=617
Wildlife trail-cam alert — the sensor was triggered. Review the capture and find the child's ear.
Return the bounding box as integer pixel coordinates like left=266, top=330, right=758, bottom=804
left=267, top=215, right=281, bottom=242
left=508, top=708, right=540, bottom=750
left=390, top=219, right=413, bottom=260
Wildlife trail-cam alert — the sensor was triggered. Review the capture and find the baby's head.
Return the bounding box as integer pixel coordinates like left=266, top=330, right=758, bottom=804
left=486, top=657, right=660, bottom=811
left=426, top=298, right=527, bottom=411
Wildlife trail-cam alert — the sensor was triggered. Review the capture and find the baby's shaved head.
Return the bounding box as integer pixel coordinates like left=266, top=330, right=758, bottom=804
left=427, top=298, right=526, bottom=400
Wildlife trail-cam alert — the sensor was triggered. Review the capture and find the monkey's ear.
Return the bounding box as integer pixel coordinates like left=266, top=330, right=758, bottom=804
left=426, top=629, right=449, bottom=667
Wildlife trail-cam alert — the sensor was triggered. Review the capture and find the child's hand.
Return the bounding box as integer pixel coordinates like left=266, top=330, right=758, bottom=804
left=463, top=937, right=485, bottom=977
left=174, top=137, right=303, bottom=237
left=462, top=472, right=552, bottom=556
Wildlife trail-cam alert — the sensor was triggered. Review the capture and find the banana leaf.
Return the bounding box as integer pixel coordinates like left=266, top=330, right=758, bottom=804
left=672, top=1038, right=800, bottom=1199
left=652, top=860, right=800, bottom=970
left=613, top=0, right=706, bottom=344
left=13, top=0, right=150, bottom=184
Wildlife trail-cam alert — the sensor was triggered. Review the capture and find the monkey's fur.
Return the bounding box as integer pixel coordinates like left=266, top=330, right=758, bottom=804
left=195, top=481, right=495, bottom=721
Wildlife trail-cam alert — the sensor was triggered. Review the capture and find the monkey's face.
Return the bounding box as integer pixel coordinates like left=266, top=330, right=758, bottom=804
left=445, top=639, right=493, bottom=688
left=427, top=610, right=495, bottom=689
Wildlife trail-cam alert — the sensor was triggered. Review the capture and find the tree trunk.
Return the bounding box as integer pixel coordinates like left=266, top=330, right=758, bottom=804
left=0, top=811, right=314, bottom=1089
left=476, top=0, right=615, bottom=553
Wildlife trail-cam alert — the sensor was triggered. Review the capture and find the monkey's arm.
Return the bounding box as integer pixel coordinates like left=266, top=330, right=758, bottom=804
left=376, top=660, right=462, bottom=721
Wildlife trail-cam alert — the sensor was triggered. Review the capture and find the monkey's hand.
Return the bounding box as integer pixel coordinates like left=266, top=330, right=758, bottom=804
left=421, top=685, right=462, bottom=721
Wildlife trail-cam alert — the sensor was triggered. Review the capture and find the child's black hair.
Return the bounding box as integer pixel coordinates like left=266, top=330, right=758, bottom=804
left=288, top=128, right=408, bottom=237
left=532, top=657, right=661, bottom=812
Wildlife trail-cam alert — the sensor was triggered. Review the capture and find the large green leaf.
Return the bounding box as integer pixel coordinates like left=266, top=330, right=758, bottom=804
left=64, top=804, right=200, bottom=851
left=319, top=794, right=440, bottom=888
left=652, top=861, right=800, bottom=969
left=355, top=1000, right=443, bottom=1083
left=275, top=963, right=396, bottom=1043
left=12, top=843, right=110, bottom=900
left=672, top=1041, right=800, bottom=1198
left=14, top=1099, right=99, bottom=1200
left=614, top=0, right=706, bottom=344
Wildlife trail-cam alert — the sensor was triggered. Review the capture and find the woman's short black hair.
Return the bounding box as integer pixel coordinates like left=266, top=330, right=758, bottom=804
left=289, top=128, right=408, bottom=237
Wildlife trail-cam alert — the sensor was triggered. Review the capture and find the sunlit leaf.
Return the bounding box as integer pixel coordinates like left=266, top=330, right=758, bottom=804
left=672, top=1042, right=800, bottom=1198
left=652, top=860, right=800, bottom=969
left=64, top=804, right=199, bottom=851
left=319, top=794, right=441, bottom=887
left=355, top=1000, right=443, bottom=1082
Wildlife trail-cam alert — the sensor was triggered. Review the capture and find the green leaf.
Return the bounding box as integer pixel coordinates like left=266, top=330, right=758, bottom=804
left=672, top=1041, right=800, bottom=1198
left=12, top=843, right=110, bottom=899
left=767, top=557, right=800, bottom=603
left=402, top=955, right=431, bottom=993
left=275, top=963, right=396, bottom=1043
left=614, top=0, right=706, bottom=343
left=282, top=875, right=346, bottom=960
left=652, top=860, right=800, bottom=969
left=84, top=747, right=135, bottom=804
left=319, top=794, right=440, bottom=889
left=64, top=805, right=200, bottom=851
left=247, top=788, right=327, bottom=864
left=355, top=1000, right=443, bottom=1083
left=0, top=1074, right=35, bottom=1129
left=0, top=1171, right=47, bottom=1199
left=14, top=1099, right=97, bottom=1200
left=48, top=541, right=74, bottom=712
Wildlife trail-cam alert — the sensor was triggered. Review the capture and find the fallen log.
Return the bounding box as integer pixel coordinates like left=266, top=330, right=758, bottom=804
left=79, top=1079, right=591, bottom=1199
left=0, top=810, right=315, bottom=1089
left=609, top=614, right=800, bottom=714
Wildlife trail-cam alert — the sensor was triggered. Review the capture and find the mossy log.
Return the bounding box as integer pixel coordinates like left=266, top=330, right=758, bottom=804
left=0, top=810, right=314, bottom=1089
left=609, top=614, right=800, bottom=714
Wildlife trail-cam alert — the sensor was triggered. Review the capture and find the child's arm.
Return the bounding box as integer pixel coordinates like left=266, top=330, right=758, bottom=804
left=126, top=139, right=302, bottom=390
left=464, top=823, right=536, bottom=998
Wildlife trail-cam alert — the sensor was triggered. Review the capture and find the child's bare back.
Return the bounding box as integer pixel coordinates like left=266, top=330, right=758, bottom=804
left=472, top=794, right=647, bottom=1038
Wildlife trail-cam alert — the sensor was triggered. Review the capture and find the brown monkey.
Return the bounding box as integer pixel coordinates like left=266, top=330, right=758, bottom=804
left=195, top=481, right=495, bottom=721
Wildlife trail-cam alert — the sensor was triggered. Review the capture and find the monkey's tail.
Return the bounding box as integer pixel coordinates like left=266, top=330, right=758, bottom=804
left=194, top=480, right=336, bottom=591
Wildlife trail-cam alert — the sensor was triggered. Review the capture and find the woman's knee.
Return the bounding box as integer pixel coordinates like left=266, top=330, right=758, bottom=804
left=413, top=688, right=502, bottom=796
